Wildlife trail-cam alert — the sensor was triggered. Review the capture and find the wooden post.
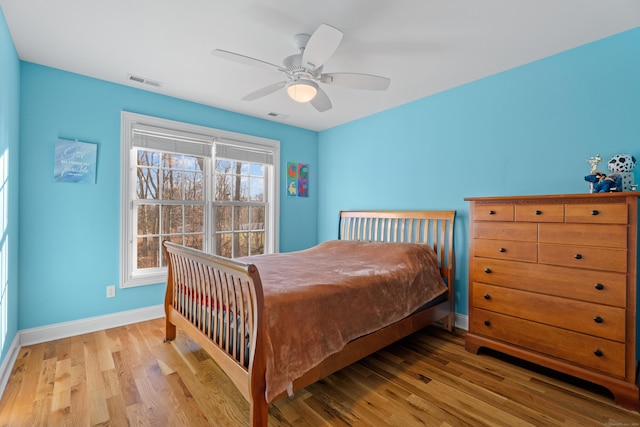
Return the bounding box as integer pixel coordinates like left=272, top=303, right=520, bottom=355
left=163, top=242, right=177, bottom=342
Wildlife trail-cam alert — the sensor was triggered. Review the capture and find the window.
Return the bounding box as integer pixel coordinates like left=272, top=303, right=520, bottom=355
left=120, top=112, right=279, bottom=287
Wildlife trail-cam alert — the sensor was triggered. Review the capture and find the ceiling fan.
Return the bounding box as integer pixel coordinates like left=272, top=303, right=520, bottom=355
left=211, top=24, right=390, bottom=112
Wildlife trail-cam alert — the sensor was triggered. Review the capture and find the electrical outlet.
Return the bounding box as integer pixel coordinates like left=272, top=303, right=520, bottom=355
left=106, top=285, right=116, bottom=298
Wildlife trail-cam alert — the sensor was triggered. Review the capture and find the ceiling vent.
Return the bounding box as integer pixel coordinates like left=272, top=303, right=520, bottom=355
left=267, top=112, right=289, bottom=119
left=127, top=74, right=163, bottom=87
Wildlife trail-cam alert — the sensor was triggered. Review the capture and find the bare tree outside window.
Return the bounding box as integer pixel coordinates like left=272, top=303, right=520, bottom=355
left=135, top=150, right=205, bottom=270
left=214, top=159, right=266, bottom=258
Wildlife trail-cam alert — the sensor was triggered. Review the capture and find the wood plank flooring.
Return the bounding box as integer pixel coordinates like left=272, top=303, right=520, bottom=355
left=1, top=318, right=639, bottom=426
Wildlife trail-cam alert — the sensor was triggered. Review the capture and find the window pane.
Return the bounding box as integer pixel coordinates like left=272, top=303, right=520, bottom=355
left=249, top=176, right=264, bottom=201
left=250, top=232, right=264, bottom=256
left=251, top=206, right=265, bottom=230
left=215, top=159, right=232, bottom=172
left=215, top=174, right=233, bottom=201
left=161, top=170, right=183, bottom=200
left=137, top=236, right=160, bottom=268
left=216, top=233, right=232, bottom=258
left=239, top=161, right=250, bottom=175
left=250, top=163, right=264, bottom=177
left=235, top=206, right=249, bottom=231
left=166, top=235, right=183, bottom=246
left=216, top=205, right=232, bottom=231
left=185, top=205, right=203, bottom=233
left=234, top=232, right=249, bottom=258
left=162, top=235, right=184, bottom=266
left=162, top=205, right=183, bottom=235
left=162, top=153, right=181, bottom=169
left=185, top=234, right=203, bottom=251
left=137, top=150, right=160, bottom=167
left=184, top=171, right=203, bottom=200
left=238, top=176, right=250, bottom=202
left=137, top=205, right=159, bottom=235
left=136, top=167, right=159, bottom=200
left=183, top=156, right=203, bottom=171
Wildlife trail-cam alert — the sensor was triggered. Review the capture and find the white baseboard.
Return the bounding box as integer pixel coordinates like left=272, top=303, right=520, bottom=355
left=0, top=334, right=21, bottom=399
left=20, top=304, right=165, bottom=346
left=455, top=313, right=469, bottom=331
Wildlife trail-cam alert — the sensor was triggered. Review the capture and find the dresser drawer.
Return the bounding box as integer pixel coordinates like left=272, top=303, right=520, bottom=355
left=538, top=243, right=627, bottom=272
left=539, top=223, right=627, bottom=249
left=472, top=283, right=626, bottom=342
left=472, top=239, right=537, bottom=262
left=473, top=204, right=514, bottom=221
left=565, top=203, right=628, bottom=224
left=470, top=258, right=626, bottom=307
left=471, top=309, right=625, bottom=377
left=515, top=204, right=564, bottom=222
left=473, top=222, right=537, bottom=242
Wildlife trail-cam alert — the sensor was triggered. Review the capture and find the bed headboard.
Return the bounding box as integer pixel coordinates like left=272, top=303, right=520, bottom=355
left=339, top=210, right=456, bottom=284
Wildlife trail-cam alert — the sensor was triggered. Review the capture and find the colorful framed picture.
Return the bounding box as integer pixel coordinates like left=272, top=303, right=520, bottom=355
left=297, top=163, right=309, bottom=197
left=287, top=162, right=298, bottom=197
left=287, top=162, right=309, bottom=197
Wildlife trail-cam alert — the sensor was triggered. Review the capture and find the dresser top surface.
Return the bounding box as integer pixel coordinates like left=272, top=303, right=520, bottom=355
left=464, top=192, right=640, bottom=202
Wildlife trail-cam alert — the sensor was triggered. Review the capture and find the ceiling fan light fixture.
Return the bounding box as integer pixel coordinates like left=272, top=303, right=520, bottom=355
left=286, top=80, right=318, bottom=103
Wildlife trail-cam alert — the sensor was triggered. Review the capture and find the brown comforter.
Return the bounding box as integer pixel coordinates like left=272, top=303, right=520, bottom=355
left=239, top=240, right=448, bottom=401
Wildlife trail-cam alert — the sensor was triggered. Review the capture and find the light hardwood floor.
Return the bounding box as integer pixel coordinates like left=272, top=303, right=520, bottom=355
left=0, top=318, right=639, bottom=426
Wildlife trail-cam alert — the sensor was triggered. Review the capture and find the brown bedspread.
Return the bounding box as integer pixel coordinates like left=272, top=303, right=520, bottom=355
left=239, top=240, right=448, bottom=401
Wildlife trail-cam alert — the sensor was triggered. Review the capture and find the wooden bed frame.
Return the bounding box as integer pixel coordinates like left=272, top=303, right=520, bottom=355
left=163, top=210, right=456, bottom=426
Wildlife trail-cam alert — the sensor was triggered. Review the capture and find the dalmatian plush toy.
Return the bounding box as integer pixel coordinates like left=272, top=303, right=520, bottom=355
left=608, top=153, right=637, bottom=192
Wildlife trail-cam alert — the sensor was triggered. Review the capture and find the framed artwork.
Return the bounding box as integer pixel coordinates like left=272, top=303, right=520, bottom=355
left=54, top=139, right=98, bottom=184
left=287, top=162, right=309, bottom=197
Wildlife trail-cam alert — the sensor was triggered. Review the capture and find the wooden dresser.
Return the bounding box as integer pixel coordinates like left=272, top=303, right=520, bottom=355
left=464, top=193, right=639, bottom=411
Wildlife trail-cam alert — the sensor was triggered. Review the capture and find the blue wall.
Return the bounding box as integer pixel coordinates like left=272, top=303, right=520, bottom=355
left=5, top=1, right=640, bottom=347
left=0, top=8, right=20, bottom=364
left=317, top=27, right=640, bottom=316
left=18, top=64, right=318, bottom=330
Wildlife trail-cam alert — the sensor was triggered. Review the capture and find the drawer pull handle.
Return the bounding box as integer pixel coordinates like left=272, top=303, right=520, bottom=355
left=593, top=349, right=603, bottom=357
left=574, top=254, right=582, bottom=260
left=498, top=247, right=506, bottom=253
left=595, top=283, right=605, bottom=291
left=484, top=320, right=491, bottom=327
left=594, top=316, right=603, bottom=323
left=484, top=268, right=492, bottom=273
left=534, top=210, right=542, bottom=215
left=488, top=210, right=496, bottom=215
left=483, top=294, right=491, bottom=300
left=591, top=210, right=599, bottom=216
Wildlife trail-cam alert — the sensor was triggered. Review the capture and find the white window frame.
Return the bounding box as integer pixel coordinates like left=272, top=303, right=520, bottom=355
left=120, top=112, right=280, bottom=288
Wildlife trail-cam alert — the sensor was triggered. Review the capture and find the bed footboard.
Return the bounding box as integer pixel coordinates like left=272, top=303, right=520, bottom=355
left=163, top=241, right=268, bottom=426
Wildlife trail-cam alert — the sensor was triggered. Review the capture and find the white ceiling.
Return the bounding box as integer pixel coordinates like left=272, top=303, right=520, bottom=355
left=2, top=0, right=640, bottom=131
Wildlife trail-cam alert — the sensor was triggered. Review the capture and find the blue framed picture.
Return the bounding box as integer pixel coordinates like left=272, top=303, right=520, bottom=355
left=54, top=139, right=97, bottom=184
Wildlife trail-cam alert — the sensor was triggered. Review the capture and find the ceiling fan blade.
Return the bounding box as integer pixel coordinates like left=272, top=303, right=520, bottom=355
left=242, top=81, right=287, bottom=101
left=321, top=73, right=390, bottom=90
left=309, top=87, right=332, bottom=112
left=301, top=24, right=343, bottom=70
left=212, top=49, right=285, bottom=73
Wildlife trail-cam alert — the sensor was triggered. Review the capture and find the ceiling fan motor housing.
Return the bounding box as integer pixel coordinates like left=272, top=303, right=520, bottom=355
left=283, top=53, right=322, bottom=79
